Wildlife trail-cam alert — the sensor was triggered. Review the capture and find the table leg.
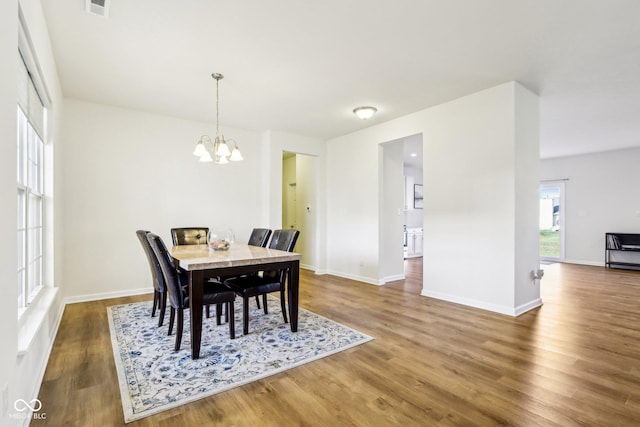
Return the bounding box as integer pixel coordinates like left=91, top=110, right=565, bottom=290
left=189, top=270, right=204, bottom=359
left=287, top=260, right=300, bottom=332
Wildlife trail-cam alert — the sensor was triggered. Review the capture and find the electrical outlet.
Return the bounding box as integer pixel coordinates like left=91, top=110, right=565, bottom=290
left=531, top=269, right=545, bottom=281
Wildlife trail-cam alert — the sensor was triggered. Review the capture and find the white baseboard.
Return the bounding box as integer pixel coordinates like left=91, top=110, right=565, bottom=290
left=514, top=298, right=543, bottom=316
left=325, top=270, right=383, bottom=286
left=421, top=289, right=542, bottom=317
left=562, top=259, right=604, bottom=267
left=64, top=287, right=151, bottom=305
left=382, top=274, right=405, bottom=283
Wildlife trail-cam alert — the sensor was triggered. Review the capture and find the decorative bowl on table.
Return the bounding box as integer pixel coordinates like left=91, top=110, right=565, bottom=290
left=207, top=229, right=234, bottom=251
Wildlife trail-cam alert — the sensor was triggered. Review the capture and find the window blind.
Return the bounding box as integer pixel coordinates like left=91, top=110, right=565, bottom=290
left=17, top=52, right=44, bottom=138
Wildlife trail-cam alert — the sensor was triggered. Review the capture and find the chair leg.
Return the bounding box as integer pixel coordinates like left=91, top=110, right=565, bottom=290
left=175, top=308, right=184, bottom=351
left=262, top=294, right=269, bottom=314
left=216, top=303, right=222, bottom=325
left=228, top=302, right=235, bottom=339
left=206, top=304, right=210, bottom=318
left=158, top=292, right=167, bottom=327
left=168, top=307, right=176, bottom=335
left=243, top=296, right=250, bottom=335
left=280, top=290, right=288, bottom=323
left=255, top=295, right=261, bottom=309
left=152, top=291, right=159, bottom=317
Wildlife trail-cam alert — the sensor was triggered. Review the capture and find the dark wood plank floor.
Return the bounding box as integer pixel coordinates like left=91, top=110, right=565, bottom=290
left=33, top=261, right=640, bottom=426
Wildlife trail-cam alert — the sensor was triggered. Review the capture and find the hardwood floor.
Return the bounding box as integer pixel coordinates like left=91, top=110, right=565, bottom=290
left=34, top=261, right=640, bottom=426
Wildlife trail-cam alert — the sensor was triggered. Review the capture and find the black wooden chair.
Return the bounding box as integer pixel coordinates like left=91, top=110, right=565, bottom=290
left=170, top=227, right=209, bottom=246
left=171, top=226, right=214, bottom=316
left=247, top=228, right=272, bottom=247
left=136, top=230, right=167, bottom=327
left=224, top=229, right=299, bottom=335
left=247, top=228, right=272, bottom=310
left=217, top=228, right=272, bottom=320
left=147, top=232, right=236, bottom=351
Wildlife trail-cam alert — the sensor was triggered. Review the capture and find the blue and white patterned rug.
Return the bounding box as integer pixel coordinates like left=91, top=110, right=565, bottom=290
left=107, top=298, right=373, bottom=423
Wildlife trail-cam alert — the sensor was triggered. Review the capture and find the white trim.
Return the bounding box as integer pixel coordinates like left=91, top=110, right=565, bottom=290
left=17, top=289, right=65, bottom=427
left=420, top=289, right=542, bottom=317
left=514, top=298, right=543, bottom=316
left=382, top=274, right=406, bottom=283
left=562, top=259, right=604, bottom=267
left=64, top=287, right=151, bottom=304
left=17, top=287, right=61, bottom=354
left=325, top=270, right=383, bottom=286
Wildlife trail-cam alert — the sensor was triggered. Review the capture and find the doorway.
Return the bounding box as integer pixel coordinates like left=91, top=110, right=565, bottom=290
left=379, top=133, right=423, bottom=283
left=539, top=181, right=565, bottom=262
left=282, top=151, right=317, bottom=270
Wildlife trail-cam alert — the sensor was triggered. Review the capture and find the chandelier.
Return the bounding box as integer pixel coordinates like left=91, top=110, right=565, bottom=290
left=193, top=73, right=243, bottom=163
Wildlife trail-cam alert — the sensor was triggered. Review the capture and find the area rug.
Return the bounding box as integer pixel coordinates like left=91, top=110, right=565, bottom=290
left=107, top=298, right=373, bottom=423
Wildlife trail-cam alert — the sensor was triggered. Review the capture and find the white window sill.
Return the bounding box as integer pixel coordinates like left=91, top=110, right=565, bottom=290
left=17, top=286, right=59, bottom=356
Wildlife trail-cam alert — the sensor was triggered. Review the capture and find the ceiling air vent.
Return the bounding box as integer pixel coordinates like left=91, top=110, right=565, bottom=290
left=85, top=0, right=110, bottom=17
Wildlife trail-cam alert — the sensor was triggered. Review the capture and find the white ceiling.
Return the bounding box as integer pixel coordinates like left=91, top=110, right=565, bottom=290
left=41, top=0, right=640, bottom=159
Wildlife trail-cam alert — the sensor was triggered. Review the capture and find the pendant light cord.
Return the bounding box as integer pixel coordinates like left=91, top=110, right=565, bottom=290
left=216, top=76, right=220, bottom=137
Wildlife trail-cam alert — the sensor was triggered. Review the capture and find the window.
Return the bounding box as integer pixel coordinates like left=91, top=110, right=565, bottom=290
left=17, top=52, right=46, bottom=312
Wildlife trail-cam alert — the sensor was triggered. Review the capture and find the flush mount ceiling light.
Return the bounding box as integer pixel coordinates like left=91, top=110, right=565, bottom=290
left=353, top=106, right=377, bottom=120
left=193, top=73, right=243, bottom=164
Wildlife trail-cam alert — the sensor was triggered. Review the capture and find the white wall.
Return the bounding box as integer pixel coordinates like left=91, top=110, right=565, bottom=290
left=541, top=147, right=640, bottom=265
left=514, top=85, right=542, bottom=310
left=60, top=99, right=262, bottom=301
left=327, top=82, right=541, bottom=315
left=0, top=1, right=19, bottom=424
left=380, top=140, right=405, bottom=283
left=2, top=1, right=66, bottom=425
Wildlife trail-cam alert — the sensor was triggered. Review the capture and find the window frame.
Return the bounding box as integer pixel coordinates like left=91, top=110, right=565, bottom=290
left=17, top=19, right=50, bottom=316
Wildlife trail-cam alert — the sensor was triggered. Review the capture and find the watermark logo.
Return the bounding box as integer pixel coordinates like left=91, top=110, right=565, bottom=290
left=14, top=398, right=42, bottom=412
left=9, top=398, right=46, bottom=420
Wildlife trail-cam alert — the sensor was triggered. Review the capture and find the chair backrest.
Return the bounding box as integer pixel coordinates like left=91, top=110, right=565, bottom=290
left=147, top=233, right=185, bottom=310
left=264, top=229, right=299, bottom=280
left=269, top=229, right=299, bottom=252
left=136, top=230, right=166, bottom=292
left=171, top=227, right=209, bottom=246
left=248, top=228, right=272, bottom=247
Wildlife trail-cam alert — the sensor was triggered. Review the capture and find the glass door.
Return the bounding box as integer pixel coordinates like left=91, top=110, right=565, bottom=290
left=539, top=181, right=565, bottom=261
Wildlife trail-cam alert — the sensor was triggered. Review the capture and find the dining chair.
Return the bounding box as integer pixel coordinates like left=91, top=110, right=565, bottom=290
left=247, top=228, right=272, bottom=310
left=170, top=227, right=209, bottom=246
left=136, top=230, right=167, bottom=327
left=147, top=233, right=236, bottom=350
left=247, top=228, right=272, bottom=247
left=224, top=229, right=299, bottom=335
left=217, top=228, right=272, bottom=320
left=171, top=226, right=214, bottom=316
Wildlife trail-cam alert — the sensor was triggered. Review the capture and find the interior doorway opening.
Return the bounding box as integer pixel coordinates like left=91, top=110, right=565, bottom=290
left=539, top=180, right=566, bottom=262
left=282, top=151, right=317, bottom=271
left=379, top=133, right=424, bottom=284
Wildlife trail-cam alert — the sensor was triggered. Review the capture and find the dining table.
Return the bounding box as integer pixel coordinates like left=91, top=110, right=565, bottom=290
left=170, top=243, right=301, bottom=359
